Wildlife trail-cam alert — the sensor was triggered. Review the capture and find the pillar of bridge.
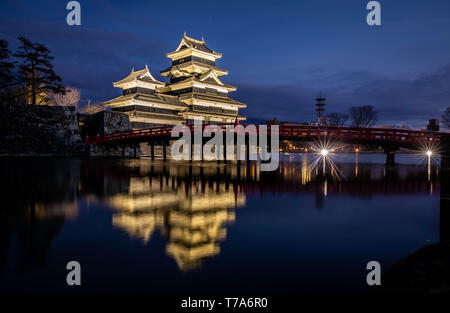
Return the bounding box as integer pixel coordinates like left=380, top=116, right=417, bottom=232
left=383, top=146, right=397, bottom=165
left=223, top=138, right=228, bottom=163
left=245, top=140, right=250, bottom=162
left=386, top=151, right=395, bottom=165
left=237, top=160, right=241, bottom=179
left=150, top=142, right=155, bottom=160
left=261, top=136, right=271, bottom=164
left=162, top=142, right=167, bottom=161
left=441, top=134, right=450, bottom=243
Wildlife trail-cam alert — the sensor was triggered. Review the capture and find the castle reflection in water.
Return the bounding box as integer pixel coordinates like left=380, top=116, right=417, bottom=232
left=79, top=155, right=438, bottom=271
left=0, top=154, right=439, bottom=277
left=109, top=173, right=244, bottom=271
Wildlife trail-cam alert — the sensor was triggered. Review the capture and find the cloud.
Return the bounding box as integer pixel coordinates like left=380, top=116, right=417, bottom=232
left=236, top=65, right=450, bottom=128
left=0, top=12, right=169, bottom=103
left=1, top=0, right=448, bottom=128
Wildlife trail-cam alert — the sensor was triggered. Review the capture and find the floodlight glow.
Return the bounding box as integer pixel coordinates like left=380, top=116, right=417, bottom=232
left=321, top=149, right=328, bottom=156
left=426, top=150, right=432, bottom=157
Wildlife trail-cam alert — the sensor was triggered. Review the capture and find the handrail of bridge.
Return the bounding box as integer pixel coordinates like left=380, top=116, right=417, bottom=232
left=85, top=123, right=442, bottom=146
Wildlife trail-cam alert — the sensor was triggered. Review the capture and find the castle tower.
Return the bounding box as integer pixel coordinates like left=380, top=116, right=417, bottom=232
left=160, top=33, right=246, bottom=124
left=103, top=33, right=247, bottom=128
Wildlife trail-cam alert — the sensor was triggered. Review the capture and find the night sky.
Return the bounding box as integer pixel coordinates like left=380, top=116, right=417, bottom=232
left=1, top=0, right=449, bottom=128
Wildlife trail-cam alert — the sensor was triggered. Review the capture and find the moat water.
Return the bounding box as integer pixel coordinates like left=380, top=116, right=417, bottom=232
left=0, top=154, right=441, bottom=292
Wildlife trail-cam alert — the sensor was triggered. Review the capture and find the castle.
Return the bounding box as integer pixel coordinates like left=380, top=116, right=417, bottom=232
left=104, top=33, right=246, bottom=128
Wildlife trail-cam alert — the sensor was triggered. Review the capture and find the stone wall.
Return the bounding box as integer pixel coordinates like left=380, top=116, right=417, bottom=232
left=0, top=103, right=84, bottom=156
left=0, top=104, right=142, bottom=157
left=103, top=110, right=132, bottom=135
left=82, top=110, right=142, bottom=157
left=89, top=143, right=141, bottom=157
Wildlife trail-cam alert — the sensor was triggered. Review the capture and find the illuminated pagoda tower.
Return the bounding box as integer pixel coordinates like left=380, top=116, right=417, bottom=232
left=315, top=92, right=326, bottom=126
left=160, top=33, right=246, bottom=123
left=104, top=65, right=186, bottom=128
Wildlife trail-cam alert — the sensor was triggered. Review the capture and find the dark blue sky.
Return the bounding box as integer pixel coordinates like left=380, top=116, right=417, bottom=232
left=1, top=0, right=449, bottom=128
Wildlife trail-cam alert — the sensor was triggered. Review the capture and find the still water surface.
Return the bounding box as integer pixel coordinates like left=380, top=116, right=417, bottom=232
left=0, top=154, right=440, bottom=292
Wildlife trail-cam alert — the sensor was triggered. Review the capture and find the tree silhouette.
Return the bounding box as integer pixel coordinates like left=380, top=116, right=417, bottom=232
left=325, top=112, right=348, bottom=126
left=442, top=107, right=450, bottom=128
left=0, top=39, right=14, bottom=91
left=14, top=37, right=65, bottom=105
left=349, top=105, right=378, bottom=128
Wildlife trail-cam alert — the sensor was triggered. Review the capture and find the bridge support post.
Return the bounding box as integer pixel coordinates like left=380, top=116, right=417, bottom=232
left=245, top=141, right=250, bottom=163
left=133, top=145, right=137, bottom=159
left=223, top=138, right=227, bottom=164
left=237, top=144, right=242, bottom=178
left=441, top=134, right=450, bottom=243
left=261, top=137, right=271, bottom=164
left=384, top=146, right=397, bottom=165
left=386, top=151, right=395, bottom=165
left=245, top=139, right=251, bottom=179
left=162, top=142, right=167, bottom=161
left=150, top=142, right=155, bottom=160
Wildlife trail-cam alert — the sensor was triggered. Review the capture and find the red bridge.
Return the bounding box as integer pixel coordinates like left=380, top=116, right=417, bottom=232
left=86, top=123, right=441, bottom=148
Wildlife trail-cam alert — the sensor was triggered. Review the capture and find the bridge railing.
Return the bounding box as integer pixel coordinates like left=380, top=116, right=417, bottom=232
left=276, top=125, right=441, bottom=145
left=85, top=123, right=441, bottom=146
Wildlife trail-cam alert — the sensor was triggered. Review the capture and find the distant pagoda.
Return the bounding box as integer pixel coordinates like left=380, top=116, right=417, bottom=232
left=160, top=33, right=246, bottom=123
left=315, top=92, right=326, bottom=126
left=103, top=33, right=246, bottom=128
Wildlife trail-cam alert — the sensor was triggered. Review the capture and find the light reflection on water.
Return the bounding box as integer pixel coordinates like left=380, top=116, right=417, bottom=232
left=0, top=154, right=441, bottom=292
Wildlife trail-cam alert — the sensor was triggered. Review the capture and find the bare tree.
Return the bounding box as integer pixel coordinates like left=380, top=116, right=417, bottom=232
left=78, top=100, right=105, bottom=114
left=442, top=107, right=450, bottom=128
left=349, top=105, right=378, bottom=128
left=325, top=112, right=348, bottom=126
left=50, top=87, right=80, bottom=108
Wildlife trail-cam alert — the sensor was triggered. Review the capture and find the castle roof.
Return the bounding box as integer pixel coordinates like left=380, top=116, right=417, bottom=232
left=103, top=92, right=186, bottom=108
left=182, top=33, right=213, bottom=53
left=169, top=71, right=236, bottom=91
left=113, top=65, right=164, bottom=87
left=179, top=92, right=246, bottom=108
left=160, top=61, right=228, bottom=76
left=167, top=33, right=222, bottom=59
